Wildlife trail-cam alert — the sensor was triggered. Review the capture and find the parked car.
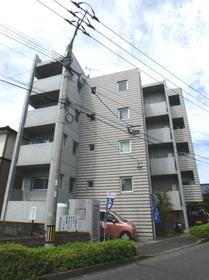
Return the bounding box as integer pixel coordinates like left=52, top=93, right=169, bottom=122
left=187, top=207, right=209, bottom=226
left=100, top=210, right=137, bottom=240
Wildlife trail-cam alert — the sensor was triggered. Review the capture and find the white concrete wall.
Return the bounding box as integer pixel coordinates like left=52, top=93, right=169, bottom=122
left=32, top=74, right=61, bottom=94
left=17, top=143, right=53, bottom=166
left=5, top=201, right=46, bottom=223
left=25, top=106, right=58, bottom=128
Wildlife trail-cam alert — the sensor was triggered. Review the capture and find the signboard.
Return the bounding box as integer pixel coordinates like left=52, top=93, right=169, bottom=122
left=150, top=194, right=161, bottom=224
left=104, top=192, right=116, bottom=225
left=59, top=215, right=80, bottom=232
left=29, top=206, right=37, bottom=221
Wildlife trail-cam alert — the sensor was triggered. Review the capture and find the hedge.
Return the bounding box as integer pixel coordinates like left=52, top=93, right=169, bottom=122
left=0, top=240, right=137, bottom=280
left=189, top=223, right=209, bottom=238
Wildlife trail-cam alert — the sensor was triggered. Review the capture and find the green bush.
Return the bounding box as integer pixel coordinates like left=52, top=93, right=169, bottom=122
left=189, top=223, right=209, bottom=238
left=0, top=240, right=136, bottom=280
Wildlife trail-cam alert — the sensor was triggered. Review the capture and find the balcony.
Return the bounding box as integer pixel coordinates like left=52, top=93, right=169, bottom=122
left=150, top=157, right=176, bottom=175
left=144, top=101, right=168, bottom=117
left=174, top=129, right=187, bottom=142
left=17, top=143, right=53, bottom=166
left=25, top=106, right=58, bottom=128
left=183, top=184, right=203, bottom=202
left=178, top=155, right=195, bottom=171
left=170, top=105, right=184, bottom=118
left=32, top=74, right=61, bottom=95
left=147, top=127, right=171, bottom=144
left=167, top=191, right=182, bottom=210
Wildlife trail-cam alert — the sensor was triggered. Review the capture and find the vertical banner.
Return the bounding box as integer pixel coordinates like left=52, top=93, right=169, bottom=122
left=103, top=192, right=116, bottom=240
left=151, top=194, right=161, bottom=224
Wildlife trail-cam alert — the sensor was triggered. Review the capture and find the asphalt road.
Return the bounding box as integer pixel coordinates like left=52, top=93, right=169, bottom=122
left=70, top=242, right=209, bottom=280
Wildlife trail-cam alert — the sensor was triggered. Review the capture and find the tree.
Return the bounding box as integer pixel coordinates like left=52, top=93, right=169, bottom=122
left=155, top=192, right=173, bottom=236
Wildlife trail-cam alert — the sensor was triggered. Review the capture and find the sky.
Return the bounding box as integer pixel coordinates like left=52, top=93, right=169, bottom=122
left=0, top=0, right=209, bottom=183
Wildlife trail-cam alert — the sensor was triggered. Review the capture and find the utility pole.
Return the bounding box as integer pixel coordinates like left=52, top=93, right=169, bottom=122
left=1, top=55, right=40, bottom=221
left=44, top=12, right=88, bottom=246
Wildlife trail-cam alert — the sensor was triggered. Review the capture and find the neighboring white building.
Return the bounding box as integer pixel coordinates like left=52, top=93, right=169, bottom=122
left=2, top=56, right=202, bottom=240
left=0, top=126, right=16, bottom=215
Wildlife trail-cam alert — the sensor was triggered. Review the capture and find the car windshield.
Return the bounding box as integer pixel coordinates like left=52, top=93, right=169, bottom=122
left=113, top=212, right=126, bottom=222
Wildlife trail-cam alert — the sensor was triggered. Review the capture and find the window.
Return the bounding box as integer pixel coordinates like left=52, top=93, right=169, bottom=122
left=59, top=174, right=64, bottom=188
left=31, top=177, right=48, bottom=190
left=87, top=113, right=96, bottom=121
left=119, top=140, right=131, bottom=153
left=121, top=177, right=133, bottom=192
left=91, top=86, right=96, bottom=94
left=89, top=144, right=95, bottom=151
left=173, top=118, right=185, bottom=129
left=169, top=95, right=180, bottom=106
left=118, top=107, right=129, bottom=120
left=118, top=80, right=128, bottom=92
left=75, top=109, right=80, bottom=122
left=63, top=133, right=67, bottom=146
left=72, top=141, right=79, bottom=154
left=177, top=143, right=189, bottom=156
left=69, top=177, right=76, bottom=193
left=87, top=180, right=94, bottom=188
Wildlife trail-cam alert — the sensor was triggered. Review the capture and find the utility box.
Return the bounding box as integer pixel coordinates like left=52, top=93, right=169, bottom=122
left=68, top=199, right=100, bottom=241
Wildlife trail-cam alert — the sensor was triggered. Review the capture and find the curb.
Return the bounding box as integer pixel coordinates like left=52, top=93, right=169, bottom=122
left=35, top=255, right=148, bottom=280
left=36, top=239, right=209, bottom=280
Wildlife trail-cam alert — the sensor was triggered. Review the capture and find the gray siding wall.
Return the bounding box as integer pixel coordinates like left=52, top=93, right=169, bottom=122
left=76, top=69, right=153, bottom=240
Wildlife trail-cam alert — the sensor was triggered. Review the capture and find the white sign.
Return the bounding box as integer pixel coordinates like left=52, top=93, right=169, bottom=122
left=29, top=206, right=37, bottom=221
left=59, top=215, right=80, bottom=232
left=107, top=192, right=116, bottom=199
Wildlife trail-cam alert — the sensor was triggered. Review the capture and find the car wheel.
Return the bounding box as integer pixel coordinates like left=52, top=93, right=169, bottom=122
left=120, top=232, right=131, bottom=240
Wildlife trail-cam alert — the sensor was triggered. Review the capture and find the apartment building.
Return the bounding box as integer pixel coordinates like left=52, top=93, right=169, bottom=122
left=2, top=55, right=86, bottom=223
left=0, top=126, right=16, bottom=215
left=2, top=56, right=202, bottom=240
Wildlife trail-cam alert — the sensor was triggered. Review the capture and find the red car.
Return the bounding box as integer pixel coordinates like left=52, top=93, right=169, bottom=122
left=100, top=210, right=137, bottom=240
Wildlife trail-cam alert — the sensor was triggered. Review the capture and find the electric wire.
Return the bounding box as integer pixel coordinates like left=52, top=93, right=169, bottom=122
left=1, top=74, right=208, bottom=165
left=54, top=4, right=209, bottom=106
left=41, top=1, right=209, bottom=114
left=0, top=22, right=64, bottom=60
left=68, top=0, right=209, bottom=102
left=67, top=98, right=209, bottom=164
left=0, top=41, right=33, bottom=60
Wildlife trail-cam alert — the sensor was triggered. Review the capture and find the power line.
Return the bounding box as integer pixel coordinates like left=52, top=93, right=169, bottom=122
left=69, top=0, right=209, bottom=102
left=0, top=41, right=33, bottom=60
left=0, top=22, right=63, bottom=60
left=42, top=1, right=209, bottom=113
left=80, top=121, right=142, bottom=164
left=2, top=72, right=208, bottom=165
left=59, top=6, right=209, bottom=106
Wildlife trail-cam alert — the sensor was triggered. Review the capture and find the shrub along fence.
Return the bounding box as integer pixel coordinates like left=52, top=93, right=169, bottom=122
left=0, top=240, right=137, bottom=280
left=189, top=223, right=209, bottom=238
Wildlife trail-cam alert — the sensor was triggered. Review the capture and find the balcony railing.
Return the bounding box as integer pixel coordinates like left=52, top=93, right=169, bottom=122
left=147, top=127, right=171, bottom=144
left=144, top=101, right=168, bottom=117
left=17, top=143, right=53, bottom=166
left=150, top=156, right=176, bottom=175
left=25, top=105, right=58, bottom=128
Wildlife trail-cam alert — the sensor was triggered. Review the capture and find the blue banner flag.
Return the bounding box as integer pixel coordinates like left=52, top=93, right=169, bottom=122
left=151, top=194, right=161, bottom=224
left=104, top=192, right=116, bottom=225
